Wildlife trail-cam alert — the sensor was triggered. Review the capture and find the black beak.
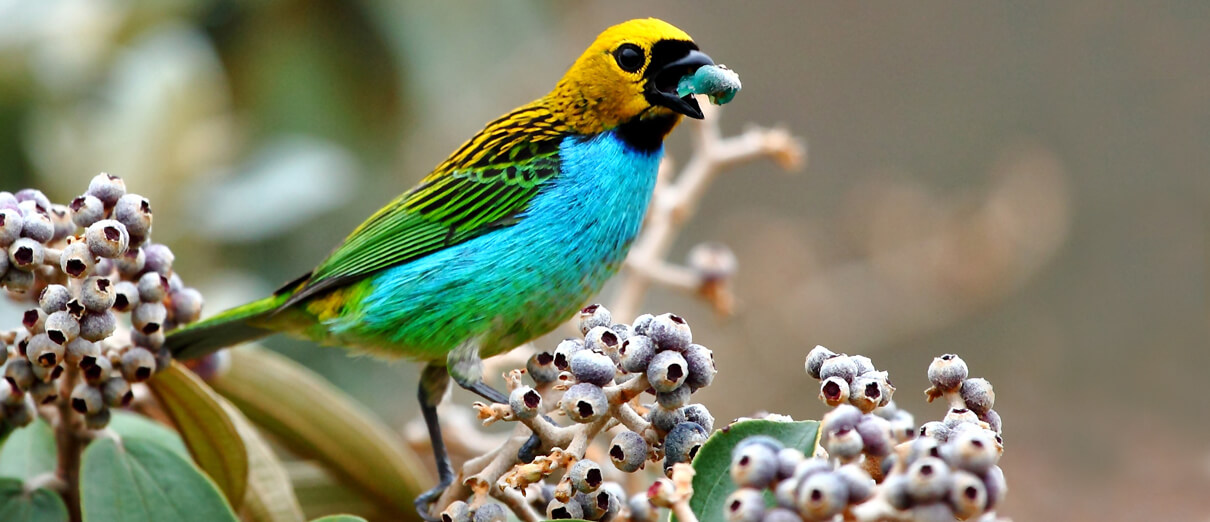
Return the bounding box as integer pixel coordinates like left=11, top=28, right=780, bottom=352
left=645, top=48, right=715, bottom=119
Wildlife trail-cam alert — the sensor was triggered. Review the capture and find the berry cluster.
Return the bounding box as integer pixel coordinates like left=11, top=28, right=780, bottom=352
left=723, top=350, right=1006, bottom=522
left=1, top=173, right=202, bottom=430
left=457, top=305, right=716, bottom=521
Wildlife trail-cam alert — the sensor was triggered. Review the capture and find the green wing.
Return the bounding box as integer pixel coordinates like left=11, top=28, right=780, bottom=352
left=279, top=104, right=568, bottom=307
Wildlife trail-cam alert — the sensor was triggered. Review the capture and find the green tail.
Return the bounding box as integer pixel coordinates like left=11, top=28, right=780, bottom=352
left=166, top=294, right=290, bottom=360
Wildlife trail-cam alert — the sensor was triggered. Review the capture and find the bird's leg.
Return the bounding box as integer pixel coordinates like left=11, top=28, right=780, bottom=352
left=447, top=342, right=546, bottom=463
left=414, top=364, right=453, bottom=522
left=446, top=342, right=508, bottom=404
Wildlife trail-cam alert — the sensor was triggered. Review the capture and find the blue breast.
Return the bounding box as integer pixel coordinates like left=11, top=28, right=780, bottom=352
left=333, top=131, right=662, bottom=359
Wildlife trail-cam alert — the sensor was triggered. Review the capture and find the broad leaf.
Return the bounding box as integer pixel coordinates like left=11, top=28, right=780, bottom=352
left=0, top=418, right=56, bottom=481
left=109, top=410, right=190, bottom=460
left=216, top=398, right=305, bottom=522
left=147, top=362, right=248, bottom=508
left=687, top=419, right=820, bottom=522
left=310, top=516, right=369, bottom=522
left=0, top=478, right=68, bottom=522
left=80, top=437, right=237, bottom=522
left=209, top=347, right=426, bottom=521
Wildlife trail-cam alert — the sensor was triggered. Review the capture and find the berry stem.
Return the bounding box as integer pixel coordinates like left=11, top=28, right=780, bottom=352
left=54, top=366, right=85, bottom=522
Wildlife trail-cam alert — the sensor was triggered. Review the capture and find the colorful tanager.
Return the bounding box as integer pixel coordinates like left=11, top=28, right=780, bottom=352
left=165, top=18, right=728, bottom=517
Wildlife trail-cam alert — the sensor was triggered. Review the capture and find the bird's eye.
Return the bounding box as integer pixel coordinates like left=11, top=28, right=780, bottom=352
left=613, top=44, right=645, bottom=73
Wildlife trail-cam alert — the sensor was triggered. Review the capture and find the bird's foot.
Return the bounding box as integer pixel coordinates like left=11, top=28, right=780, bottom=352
left=414, top=483, right=447, bottom=522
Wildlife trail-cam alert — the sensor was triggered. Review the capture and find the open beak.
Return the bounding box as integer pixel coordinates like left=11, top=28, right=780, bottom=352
left=645, top=48, right=714, bottom=119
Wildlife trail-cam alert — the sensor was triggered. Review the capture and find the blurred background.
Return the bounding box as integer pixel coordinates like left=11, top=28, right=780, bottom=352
left=0, top=1, right=1205, bottom=520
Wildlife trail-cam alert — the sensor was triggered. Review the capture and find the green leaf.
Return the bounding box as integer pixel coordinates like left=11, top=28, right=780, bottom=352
left=216, top=397, right=305, bottom=522
left=108, top=411, right=190, bottom=461
left=209, top=347, right=426, bottom=521
left=0, top=478, right=69, bottom=522
left=687, top=419, right=820, bottom=522
left=80, top=437, right=238, bottom=522
left=310, top=516, right=369, bottom=522
left=0, top=418, right=56, bottom=481
left=147, top=362, right=248, bottom=508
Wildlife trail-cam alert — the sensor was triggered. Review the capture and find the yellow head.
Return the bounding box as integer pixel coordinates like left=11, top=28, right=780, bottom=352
left=547, top=18, right=715, bottom=137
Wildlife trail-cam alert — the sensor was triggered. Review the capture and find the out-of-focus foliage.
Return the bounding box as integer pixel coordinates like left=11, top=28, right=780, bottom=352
left=0, top=1, right=1205, bottom=521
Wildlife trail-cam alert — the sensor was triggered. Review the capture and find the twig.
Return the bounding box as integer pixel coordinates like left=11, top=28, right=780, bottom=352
left=613, top=103, right=805, bottom=320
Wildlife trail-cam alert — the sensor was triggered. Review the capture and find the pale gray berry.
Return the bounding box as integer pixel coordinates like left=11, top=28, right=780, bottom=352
left=730, top=440, right=779, bottom=488
left=82, top=354, right=113, bottom=385
left=979, top=409, right=1002, bottom=435
left=682, top=343, right=716, bottom=391
left=546, top=499, right=582, bottom=519
left=19, top=209, right=53, bottom=243
left=60, top=241, right=95, bottom=278
left=9, top=237, right=44, bottom=269
left=132, top=301, right=167, bottom=335
left=836, top=463, right=875, bottom=503
left=39, top=284, right=71, bottom=313
left=663, top=421, right=707, bottom=468
left=647, top=404, right=686, bottom=433
left=647, top=350, right=688, bottom=393
left=138, top=272, right=168, bottom=303
left=441, top=500, right=470, bottom=522
left=5, top=358, right=36, bottom=391
left=561, top=383, right=608, bottom=423
left=906, top=457, right=952, bottom=503
left=132, top=328, right=165, bottom=350
left=141, top=243, right=174, bottom=275
left=856, top=414, right=893, bottom=457
left=850, top=354, right=876, bottom=375
left=29, top=380, right=59, bottom=405
left=526, top=351, right=559, bottom=384
left=959, top=377, right=995, bottom=414
left=121, top=347, right=156, bottom=382
left=608, top=430, right=648, bottom=472
left=919, top=421, right=951, bottom=442
left=27, top=333, right=63, bottom=368
left=78, top=310, right=117, bottom=342
left=2, top=268, right=35, bottom=292
left=656, top=386, right=691, bottom=410
left=821, top=404, right=863, bottom=434
left=86, top=173, right=126, bottom=206
left=944, top=428, right=999, bottom=475
left=822, top=426, right=864, bottom=459
left=71, top=383, right=104, bottom=414
left=66, top=338, right=100, bottom=369
left=168, top=287, right=203, bottom=324
left=570, top=347, right=616, bottom=386
left=45, top=311, right=80, bottom=345
left=85, top=220, right=129, bottom=258
left=508, top=386, right=541, bottom=420
left=48, top=204, right=74, bottom=241
left=949, top=470, right=988, bottom=519
left=70, top=195, right=105, bottom=228
left=927, top=354, right=968, bottom=391
left=578, top=304, right=612, bottom=335
left=471, top=503, right=506, bottom=522
left=647, top=313, right=692, bottom=352
left=631, top=314, right=654, bottom=336
left=568, top=458, right=604, bottom=493
left=681, top=403, right=715, bottom=433
left=115, top=247, right=145, bottom=277
left=723, top=488, right=764, bottom=522
left=113, top=194, right=152, bottom=246
left=797, top=472, right=849, bottom=520
left=983, top=465, right=1007, bottom=509
left=112, top=281, right=139, bottom=312
left=0, top=208, right=23, bottom=246
left=819, top=354, right=858, bottom=383
left=81, top=276, right=117, bottom=312
left=618, top=335, right=655, bottom=373
left=553, top=338, right=585, bottom=371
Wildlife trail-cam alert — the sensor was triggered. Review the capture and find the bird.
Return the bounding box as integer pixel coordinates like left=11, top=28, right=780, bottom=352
left=165, top=18, right=718, bottom=519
